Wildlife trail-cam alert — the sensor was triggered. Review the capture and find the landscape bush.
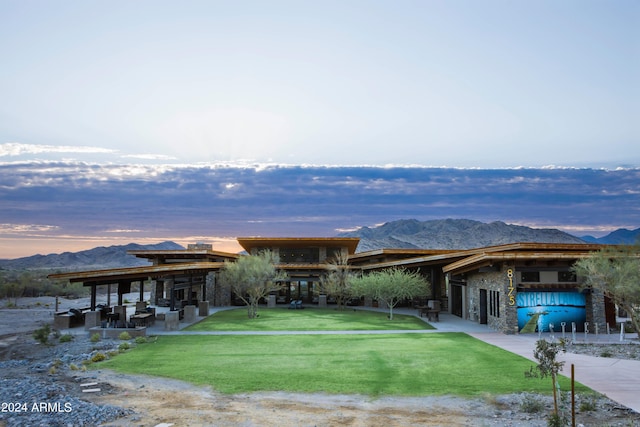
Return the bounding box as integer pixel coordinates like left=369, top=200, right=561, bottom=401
left=579, top=394, right=598, bottom=412
left=32, top=324, right=51, bottom=345
left=90, top=333, right=100, bottom=343
left=91, top=352, right=106, bottom=363
left=520, top=395, right=546, bottom=413
left=134, top=336, right=147, bottom=344
left=59, top=333, right=74, bottom=343
left=118, top=331, right=131, bottom=340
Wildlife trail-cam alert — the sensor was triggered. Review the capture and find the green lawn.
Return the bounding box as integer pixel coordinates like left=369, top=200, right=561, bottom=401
left=185, top=307, right=434, bottom=331
left=101, top=333, right=587, bottom=396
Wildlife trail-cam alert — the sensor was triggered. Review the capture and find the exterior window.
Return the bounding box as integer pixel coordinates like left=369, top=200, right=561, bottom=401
left=558, top=271, right=577, bottom=282
left=521, top=271, right=540, bottom=282
left=279, top=248, right=319, bottom=263
left=489, top=290, right=500, bottom=318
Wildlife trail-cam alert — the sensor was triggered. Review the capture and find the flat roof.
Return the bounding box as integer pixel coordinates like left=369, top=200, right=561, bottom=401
left=237, top=237, right=360, bottom=255
left=48, top=262, right=225, bottom=285
left=127, top=249, right=239, bottom=260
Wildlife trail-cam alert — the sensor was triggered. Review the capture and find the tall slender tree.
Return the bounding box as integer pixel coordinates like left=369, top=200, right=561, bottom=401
left=220, top=250, right=286, bottom=319
left=320, top=251, right=355, bottom=310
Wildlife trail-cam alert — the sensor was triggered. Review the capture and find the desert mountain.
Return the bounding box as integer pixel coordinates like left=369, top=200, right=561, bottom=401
left=338, top=218, right=586, bottom=252
left=0, top=241, right=184, bottom=271
left=580, top=228, right=640, bottom=244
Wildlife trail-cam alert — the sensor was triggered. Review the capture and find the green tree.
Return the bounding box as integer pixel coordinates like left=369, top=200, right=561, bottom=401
left=351, top=267, right=430, bottom=320
left=219, top=250, right=286, bottom=319
left=526, top=339, right=567, bottom=424
left=320, top=251, right=355, bottom=310
left=572, top=244, right=640, bottom=334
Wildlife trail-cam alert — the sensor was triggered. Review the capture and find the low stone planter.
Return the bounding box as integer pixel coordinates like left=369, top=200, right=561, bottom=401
left=88, top=326, right=147, bottom=339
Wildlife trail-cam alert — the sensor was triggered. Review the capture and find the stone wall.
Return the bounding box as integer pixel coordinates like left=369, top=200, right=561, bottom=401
left=210, top=272, right=231, bottom=306
left=466, top=264, right=517, bottom=334
left=586, top=288, right=607, bottom=333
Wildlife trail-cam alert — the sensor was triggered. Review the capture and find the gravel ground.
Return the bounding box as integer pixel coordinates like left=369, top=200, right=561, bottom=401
left=1, top=297, right=639, bottom=426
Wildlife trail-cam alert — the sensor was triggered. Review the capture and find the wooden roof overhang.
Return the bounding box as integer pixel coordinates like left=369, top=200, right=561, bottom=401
left=356, top=243, right=605, bottom=274
left=237, top=237, right=360, bottom=255
left=48, top=262, right=226, bottom=286
left=127, top=249, right=239, bottom=262
left=442, top=250, right=599, bottom=276
left=349, top=248, right=457, bottom=265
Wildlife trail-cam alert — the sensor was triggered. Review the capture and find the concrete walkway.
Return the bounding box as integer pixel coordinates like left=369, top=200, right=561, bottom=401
left=108, top=305, right=640, bottom=413
left=467, top=331, right=640, bottom=413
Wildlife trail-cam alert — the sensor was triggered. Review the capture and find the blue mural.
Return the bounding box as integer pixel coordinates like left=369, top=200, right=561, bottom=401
left=517, top=292, right=586, bottom=332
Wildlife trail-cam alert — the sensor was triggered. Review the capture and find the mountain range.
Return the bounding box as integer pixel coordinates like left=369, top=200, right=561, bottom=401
left=1, top=219, right=638, bottom=271
left=339, top=218, right=589, bottom=252
left=0, top=241, right=184, bottom=271
left=579, top=227, right=640, bottom=244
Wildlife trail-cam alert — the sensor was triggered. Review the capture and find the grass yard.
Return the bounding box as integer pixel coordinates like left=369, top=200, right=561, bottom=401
left=101, top=333, right=587, bottom=396
left=185, top=307, right=434, bottom=331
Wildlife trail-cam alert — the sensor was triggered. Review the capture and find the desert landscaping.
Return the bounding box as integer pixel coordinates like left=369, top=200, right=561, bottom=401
left=1, top=295, right=639, bottom=427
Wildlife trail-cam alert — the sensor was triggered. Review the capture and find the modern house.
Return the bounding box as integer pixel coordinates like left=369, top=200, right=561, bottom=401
left=49, top=238, right=611, bottom=334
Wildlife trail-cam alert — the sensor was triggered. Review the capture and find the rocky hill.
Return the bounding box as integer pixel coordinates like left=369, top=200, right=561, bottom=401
left=338, top=219, right=586, bottom=252
left=580, top=227, right=640, bottom=244
left=0, top=241, right=184, bottom=271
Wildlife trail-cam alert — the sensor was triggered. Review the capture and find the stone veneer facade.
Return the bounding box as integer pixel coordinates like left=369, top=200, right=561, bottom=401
left=465, top=264, right=518, bottom=334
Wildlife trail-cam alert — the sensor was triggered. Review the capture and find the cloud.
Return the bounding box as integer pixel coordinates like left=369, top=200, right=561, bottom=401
left=0, top=162, right=638, bottom=251
left=121, top=154, right=178, bottom=161
left=0, top=143, right=116, bottom=157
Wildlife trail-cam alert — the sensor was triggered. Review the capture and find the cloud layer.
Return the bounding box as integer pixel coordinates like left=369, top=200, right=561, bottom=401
left=1, top=161, right=638, bottom=258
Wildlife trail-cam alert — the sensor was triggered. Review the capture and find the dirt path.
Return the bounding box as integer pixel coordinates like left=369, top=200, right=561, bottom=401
left=84, top=371, right=501, bottom=427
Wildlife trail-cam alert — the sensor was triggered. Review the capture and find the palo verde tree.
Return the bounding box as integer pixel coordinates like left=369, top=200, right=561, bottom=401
left=351, top=267, right=430, bottom=320
left=219, top=250, right=287, bottom=319
left=320, top=251, right=355, bottom=310
left=572, top=243, right=640, bottom=334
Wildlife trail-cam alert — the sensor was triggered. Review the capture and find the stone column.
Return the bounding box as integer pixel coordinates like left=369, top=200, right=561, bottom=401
left=503, top=264, right=519, bottom=334
left=198, top=301, right=209, bottom=317
left=319, top=294, right=327, bottom=308
left=268, top=294, right=276, bottom=308
left=183, top=305, right=197, bottom=323
left=164, top=312, right=180, bottom=331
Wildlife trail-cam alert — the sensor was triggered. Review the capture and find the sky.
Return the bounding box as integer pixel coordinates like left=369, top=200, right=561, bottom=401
left=0, top=1, right=638, bottom=258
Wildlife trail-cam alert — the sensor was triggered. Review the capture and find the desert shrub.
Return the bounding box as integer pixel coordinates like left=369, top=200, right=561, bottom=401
left=69, top=363, right=79, bottom=371
left=59, top=334, right=74, bottom=343
left=579, top=395, right=598, bottom=412
left=547, top=411, right=568, bottom=427
left=91, top=352, right=106, bottom=363
left=134, top=336, right=147, bottom=344
left=90, top=333, right=100, bottom=343
left=48, top=366, right=57, bottom=375
left=33, top=324, right=51, bottom=345
left=118, top=331, right=131, bottom=340
left=51, top=359, right=62, bottom=368
left=520, top=396, right=546, bottom=414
